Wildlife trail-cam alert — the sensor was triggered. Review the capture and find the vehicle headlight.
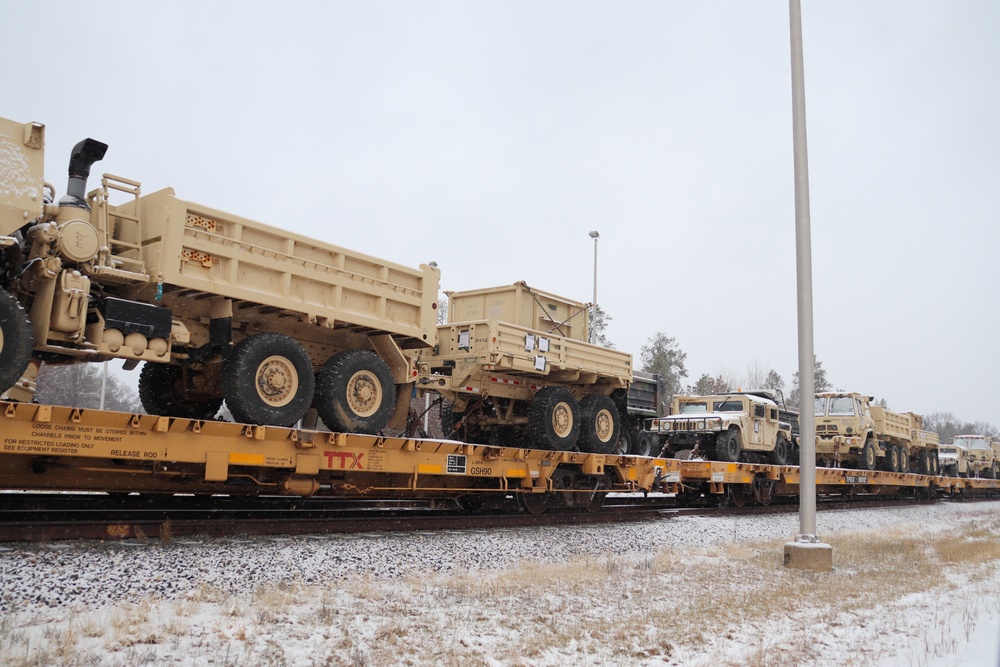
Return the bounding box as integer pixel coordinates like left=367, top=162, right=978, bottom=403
left=696, top=420, right=705, bottom=430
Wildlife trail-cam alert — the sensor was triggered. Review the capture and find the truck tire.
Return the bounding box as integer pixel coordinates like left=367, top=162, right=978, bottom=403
left=138, top=363, right=222, bottom=420
left=315, top=350, right=395, bottom=435
left=636, top=432, right=656, bottom=458
left=614, top=427, right=633, bottom=455
left=858, top=439, right=877, bottom=470
left=898, top=447, right=909, bottom=473
left=715, top=429, right=741, bottom=463
left=223, top=333, right=315, bottom=427
left=0, top=290, right=33, bottom=394
left=577, top=395, right=620, bottom=455
left=917, top=450, right=930, bottom=475
left=768, top=433, right=790, bottom=466
left=884, top=444, right=901, bottom=473
left=528, top=386, right=580, bottom=451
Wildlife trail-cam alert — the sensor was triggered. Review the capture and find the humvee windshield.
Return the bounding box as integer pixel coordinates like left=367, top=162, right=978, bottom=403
left=939, top=447, right=957, bottom=455
left=679, top=402, right=708, bottom=414
left=713, top=400, right=744, bottom=412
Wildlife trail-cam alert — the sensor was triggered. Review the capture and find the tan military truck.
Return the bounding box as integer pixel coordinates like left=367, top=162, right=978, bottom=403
left=938, top=443, right=969, bottom=478
left=952, top=435, right=998, bottom=478
left=0, top=116, right=439, bottom=430
left=648, top=390, right=794, bottom=465
left=814, top=392, right=940, bottom=474
left=412, top=282, right=631, bottom=453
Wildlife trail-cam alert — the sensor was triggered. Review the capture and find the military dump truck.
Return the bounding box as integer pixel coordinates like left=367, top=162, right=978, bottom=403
left=412, top=282, right=632, bottom=452
left=938, top=443, right=969, bottom=478
left=814, top=392, right=940, bottom=474
left=952, top=435, right=999, bottom=478
left=0, top=116, right=439, bottom=430
left=648, top=390, right=794, bottom=465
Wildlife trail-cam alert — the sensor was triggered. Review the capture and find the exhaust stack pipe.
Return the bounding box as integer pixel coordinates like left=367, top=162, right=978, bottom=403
left=59, top=138, right=108, bottom=210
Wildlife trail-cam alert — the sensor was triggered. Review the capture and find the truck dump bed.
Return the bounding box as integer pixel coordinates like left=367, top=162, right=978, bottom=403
left=122, top=188, right=438, bottom=348
left=870, top=406, right=914, bottom=444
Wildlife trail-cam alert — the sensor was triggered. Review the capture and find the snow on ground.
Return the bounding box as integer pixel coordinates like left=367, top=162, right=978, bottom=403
left=1, top=501, right=998, bottom=666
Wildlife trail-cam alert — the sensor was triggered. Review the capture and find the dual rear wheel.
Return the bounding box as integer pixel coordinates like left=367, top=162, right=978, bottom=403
left=141, top=333, right=396, bottom=432
left=528, top=388, right=621, bottom=453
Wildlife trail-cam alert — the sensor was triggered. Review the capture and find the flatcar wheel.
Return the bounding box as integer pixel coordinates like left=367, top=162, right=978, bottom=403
left=577, top=395, right=620, bottom=455
left=0, top=290, right=33, bottom=394
left=315, top=350, right=396, bottom=434
left=517, top=491, right=551, bottom=515
left=528, top=386, right=580, bottom=451
left=726, top=484, right=750, bottom=507
left=138, top=363, right=223, bottom=420
left=223, top=333, right=315, bottom=427
left=715, top=429, right=742, bottom=463
left=585, top=477, right=611, bottom=513
left=752, top=476, right=775, bottom=506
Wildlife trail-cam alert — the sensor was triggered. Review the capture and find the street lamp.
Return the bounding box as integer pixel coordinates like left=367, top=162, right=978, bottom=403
left=589, top=231, right=599, bottom=343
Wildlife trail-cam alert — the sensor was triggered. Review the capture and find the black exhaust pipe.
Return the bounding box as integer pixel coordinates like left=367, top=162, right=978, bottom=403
left=59, top=138, right=108, bottom=210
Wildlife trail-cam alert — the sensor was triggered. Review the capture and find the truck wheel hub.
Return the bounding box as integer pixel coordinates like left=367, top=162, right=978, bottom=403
left=256, top=356, right=297, bottom=406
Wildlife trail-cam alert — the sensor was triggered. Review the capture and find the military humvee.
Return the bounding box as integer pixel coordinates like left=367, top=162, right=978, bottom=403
left=649, top=390, right=794, bottom=465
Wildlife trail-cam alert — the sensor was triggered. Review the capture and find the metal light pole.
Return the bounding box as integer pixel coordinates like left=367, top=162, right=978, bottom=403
left=785, top=0, right=832, bottom=571
left=589, top=231, right=599, bottom=343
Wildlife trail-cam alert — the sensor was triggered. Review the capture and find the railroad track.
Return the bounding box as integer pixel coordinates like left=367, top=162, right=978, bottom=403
left=0, top=492, right=973, bottom=543
left=0, top=493, right=668, bottom=543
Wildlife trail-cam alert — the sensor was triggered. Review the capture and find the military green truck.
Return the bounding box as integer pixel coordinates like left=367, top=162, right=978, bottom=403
left=814, top=392, right=940, bottom=474
left=648, top=390, right=794, bottom=465
left=0, top=116, right=439, bottom=430
left=952, top=435, right=999, bottom=478
left=412, top=282, right=632, bottom=453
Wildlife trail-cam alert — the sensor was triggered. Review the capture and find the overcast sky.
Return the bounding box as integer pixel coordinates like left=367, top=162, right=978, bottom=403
left=3, top=2, right=998, bottom=425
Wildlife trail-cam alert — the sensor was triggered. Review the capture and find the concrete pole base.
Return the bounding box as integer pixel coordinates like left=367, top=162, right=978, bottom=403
left=784, top=540, right=833, bottom=572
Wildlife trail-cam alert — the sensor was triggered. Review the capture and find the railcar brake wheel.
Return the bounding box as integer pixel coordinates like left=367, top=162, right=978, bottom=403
left=528, top=386, right=581, bottom=451
left=315, top=350, right=396, bottom=434
left=138, top=362, right=223, bottom=420
left=223, top=333, right=315, bottom=426
left=577, top=395, right=620, bottom=455
left=0, top=290, right=33, bottom=394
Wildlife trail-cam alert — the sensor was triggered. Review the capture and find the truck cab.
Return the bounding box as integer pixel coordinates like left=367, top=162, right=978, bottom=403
left=814, top=393, right=875, bottom=465
left=650, top=391, right=793, bottom=465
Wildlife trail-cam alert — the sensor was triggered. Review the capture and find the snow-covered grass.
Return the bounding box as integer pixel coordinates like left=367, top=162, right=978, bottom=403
left=1, top=502, right=998, bottom=666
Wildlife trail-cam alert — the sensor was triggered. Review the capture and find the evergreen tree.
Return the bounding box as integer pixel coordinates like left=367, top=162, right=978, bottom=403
left=640, top=333, right=688, bottom=409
